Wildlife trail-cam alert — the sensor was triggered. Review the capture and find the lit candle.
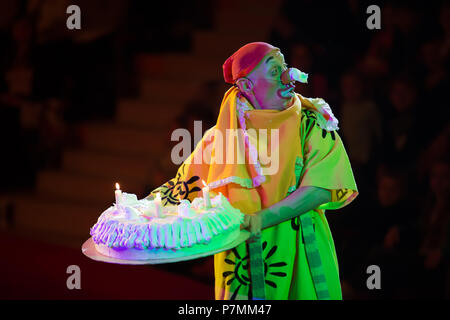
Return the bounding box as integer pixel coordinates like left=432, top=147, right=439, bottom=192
left=202, top=180, right=212, bottom=208
left=154, top=192, right=163, bottom=217
left=115, top=183, right=122, bottom=206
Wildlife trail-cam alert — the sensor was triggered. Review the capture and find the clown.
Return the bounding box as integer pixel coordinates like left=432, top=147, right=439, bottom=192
left=147, top=42, right=358, bottom=300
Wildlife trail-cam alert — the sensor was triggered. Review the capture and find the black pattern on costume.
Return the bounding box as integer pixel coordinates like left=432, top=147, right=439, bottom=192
left=302, top=109, right=336, bottom=141
left=223, top=241, right=287, bottom=299
left=303, top=109, right=317, bottom=137
left=291, top=216, right=300, bottom=231
left=222, top=247, right=251, bottom=299
left=152, top=163, right=202, bottom=205
left=335, top=188, right=349, bottom=201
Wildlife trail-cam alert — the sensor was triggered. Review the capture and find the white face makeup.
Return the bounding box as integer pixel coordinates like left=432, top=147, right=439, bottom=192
left=240, top=50, right=296, bottom=110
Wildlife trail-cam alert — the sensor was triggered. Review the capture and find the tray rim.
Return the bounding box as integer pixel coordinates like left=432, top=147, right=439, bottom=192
left=81, top=229, right=250, bottom=265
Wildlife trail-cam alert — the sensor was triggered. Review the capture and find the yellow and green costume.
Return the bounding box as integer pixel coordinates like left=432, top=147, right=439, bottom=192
left=147, top=87, right=358, bottom=300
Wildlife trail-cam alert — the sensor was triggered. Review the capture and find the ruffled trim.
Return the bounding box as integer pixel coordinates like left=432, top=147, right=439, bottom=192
left=235, top=93, right=266, bottom=187
left=303, top=97, right=339, bottom=131
left=90, top=196, right=244, bottom=250
left=208, top=174, right=266, bottom=190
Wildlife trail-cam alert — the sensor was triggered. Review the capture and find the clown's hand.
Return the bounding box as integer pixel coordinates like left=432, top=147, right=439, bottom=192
left=240, top=212, right=263, bottom=237
left=240, top=187, right=331, bottom=237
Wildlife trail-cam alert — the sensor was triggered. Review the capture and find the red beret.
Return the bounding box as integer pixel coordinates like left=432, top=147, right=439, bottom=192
left=222, top=42, right=278, bottom=84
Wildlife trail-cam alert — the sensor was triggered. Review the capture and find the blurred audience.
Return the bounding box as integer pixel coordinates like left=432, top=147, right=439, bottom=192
left=339, top=71, right=382, bottom=197
left=380, top=76, right=423, bottom=170
left=288, top=43, right=330, bottom=99
left=148, top=80, right=220, bottom=191
left=416, top=159, right=450, bottom=298
left=361, top=164, right=420, bottom=298
left=272, top=0, right=450, bottom=299
left=1, top=0, right=449, bottom=298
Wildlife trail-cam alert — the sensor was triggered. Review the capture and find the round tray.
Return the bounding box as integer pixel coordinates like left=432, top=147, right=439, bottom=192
left=82, top=230, right=250, bottom=265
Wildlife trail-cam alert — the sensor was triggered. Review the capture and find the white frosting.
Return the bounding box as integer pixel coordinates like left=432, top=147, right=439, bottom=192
left=177, top=199, right=197, bottom=218
left=90, top=192, right=244, bottom=253
left=120, top=192, right=139, bottom=205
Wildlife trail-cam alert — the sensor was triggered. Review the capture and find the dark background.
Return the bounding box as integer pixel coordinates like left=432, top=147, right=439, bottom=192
left=0, top=0, right=449, bottom=299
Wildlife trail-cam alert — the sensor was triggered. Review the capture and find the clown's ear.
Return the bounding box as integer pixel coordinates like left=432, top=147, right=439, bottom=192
left=235, top=78, right=254, bottom=93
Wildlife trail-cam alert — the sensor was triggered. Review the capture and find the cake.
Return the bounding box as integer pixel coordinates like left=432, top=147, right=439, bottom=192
left=89, top=192, right=244, bottom=260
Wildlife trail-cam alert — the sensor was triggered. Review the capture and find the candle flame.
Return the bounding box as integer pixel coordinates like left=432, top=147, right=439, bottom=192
left=115, top=183, right=120, bottom=190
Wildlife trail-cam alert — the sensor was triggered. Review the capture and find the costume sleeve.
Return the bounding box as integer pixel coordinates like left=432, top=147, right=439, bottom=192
left=298, top=109, right=358, bottom=210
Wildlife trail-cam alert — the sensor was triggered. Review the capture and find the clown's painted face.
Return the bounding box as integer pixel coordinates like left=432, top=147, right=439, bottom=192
left=246, top=50, right=295, bottom=110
